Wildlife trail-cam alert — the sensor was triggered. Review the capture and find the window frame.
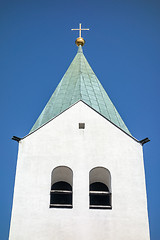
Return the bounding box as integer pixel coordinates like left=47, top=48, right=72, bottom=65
left=50, top=166, right=73, bottom=209
left=89, top=167, right=112, bottom=210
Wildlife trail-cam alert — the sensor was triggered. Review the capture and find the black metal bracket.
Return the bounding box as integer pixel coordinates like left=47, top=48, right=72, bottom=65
left=12, top=136, right=21, bottom=142
left=139, top=137, right=150, bottom=145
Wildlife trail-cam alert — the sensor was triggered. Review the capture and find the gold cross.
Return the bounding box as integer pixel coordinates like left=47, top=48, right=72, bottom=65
left=71, top=23, right=89, bottom=38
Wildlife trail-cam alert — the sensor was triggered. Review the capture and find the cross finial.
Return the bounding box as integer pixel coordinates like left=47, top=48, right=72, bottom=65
left=71, top=23, right=89, bottom=38
left=71, top=23, right=89, bottom=46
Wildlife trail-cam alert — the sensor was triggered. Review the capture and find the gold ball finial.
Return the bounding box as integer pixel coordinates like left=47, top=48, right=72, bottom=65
left=75, top=37, right=85, bottom=46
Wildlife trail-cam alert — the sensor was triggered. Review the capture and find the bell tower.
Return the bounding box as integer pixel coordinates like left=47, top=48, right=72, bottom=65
left=9, top=25, right=150, bottom=240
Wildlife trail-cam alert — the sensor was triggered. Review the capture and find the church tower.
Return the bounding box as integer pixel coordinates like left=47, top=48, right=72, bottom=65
left=9, top=24, right=150, bottom=240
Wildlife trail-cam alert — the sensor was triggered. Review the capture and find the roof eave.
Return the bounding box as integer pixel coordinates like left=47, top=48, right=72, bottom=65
left=15, top=100, right=140, bottom=144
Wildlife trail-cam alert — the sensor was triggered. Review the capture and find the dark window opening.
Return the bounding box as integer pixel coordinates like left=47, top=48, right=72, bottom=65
left=51, top=181, right=72, bottom=191
left=90, top=182, right=109, bottom=191
left=50, top=181, right=72, bottom=208
left=79, top=123, right=85, bottom=129
left=90, top=182, right=112, bottom=209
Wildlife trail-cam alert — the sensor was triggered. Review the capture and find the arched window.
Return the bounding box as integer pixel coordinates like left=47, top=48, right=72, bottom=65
left=50, top=166, right=73, bottom=208
left=89, top=167, right=112, bottom=209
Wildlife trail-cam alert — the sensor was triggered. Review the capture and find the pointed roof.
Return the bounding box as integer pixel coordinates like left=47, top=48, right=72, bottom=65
left=30, top=46, right=131, bottom=135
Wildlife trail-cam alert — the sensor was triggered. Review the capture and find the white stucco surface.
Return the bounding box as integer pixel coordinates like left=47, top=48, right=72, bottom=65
left=9, top=101, right=150, bottom=240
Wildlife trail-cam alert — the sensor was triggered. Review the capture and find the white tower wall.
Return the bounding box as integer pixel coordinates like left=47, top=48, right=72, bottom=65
left=9, top=101, right=150, bottom=240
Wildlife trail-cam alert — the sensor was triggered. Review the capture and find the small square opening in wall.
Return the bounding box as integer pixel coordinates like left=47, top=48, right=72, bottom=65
left=79, top=123, right=85, bottom=129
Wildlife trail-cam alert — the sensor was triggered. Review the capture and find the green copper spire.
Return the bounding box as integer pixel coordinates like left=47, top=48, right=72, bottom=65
left=30, top=45, right=131, bottom=135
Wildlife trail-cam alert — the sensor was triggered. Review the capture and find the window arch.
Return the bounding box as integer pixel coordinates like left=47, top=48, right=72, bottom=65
left=89, top=167, right=112, bottom=209
left=50, top=166, right=73, bottom=208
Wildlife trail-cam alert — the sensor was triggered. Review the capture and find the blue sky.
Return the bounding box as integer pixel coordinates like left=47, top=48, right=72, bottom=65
left=0, top=0, right=160, bottom=239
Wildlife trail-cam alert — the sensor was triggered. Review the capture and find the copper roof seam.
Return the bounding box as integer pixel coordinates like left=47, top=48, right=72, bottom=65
left=96, top=79, right=112, bottom=121
left=83, top=55, right=100, bottom=112
left=79, top=49, right=82, bottom=99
